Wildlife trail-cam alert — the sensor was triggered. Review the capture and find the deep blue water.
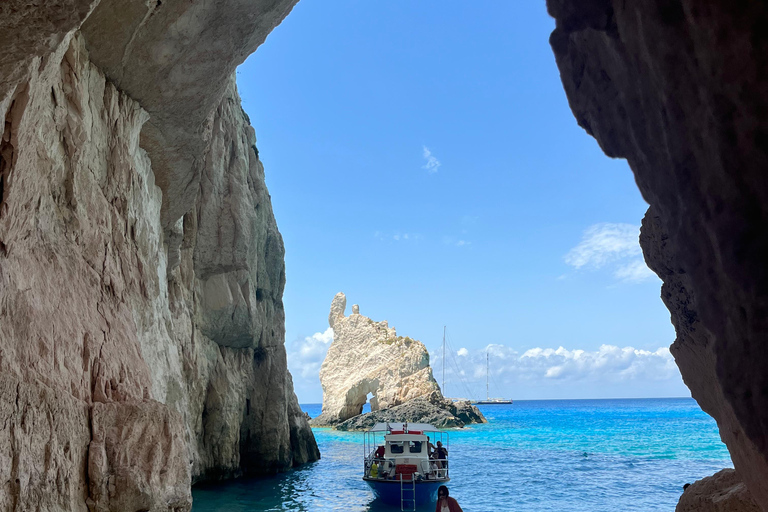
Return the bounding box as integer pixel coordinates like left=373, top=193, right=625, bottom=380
left=192, top=398, right=732, bottom=511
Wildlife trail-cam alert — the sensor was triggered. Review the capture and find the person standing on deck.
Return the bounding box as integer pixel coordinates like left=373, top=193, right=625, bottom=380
left=434, top=440, right=448, bottom=468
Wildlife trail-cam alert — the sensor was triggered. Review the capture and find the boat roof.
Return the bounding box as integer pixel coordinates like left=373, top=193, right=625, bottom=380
left=367, top=422, right=442, bottom=433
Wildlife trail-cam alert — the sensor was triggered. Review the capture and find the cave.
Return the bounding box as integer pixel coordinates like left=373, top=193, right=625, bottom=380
left=2, top=0, right=768, bottom=510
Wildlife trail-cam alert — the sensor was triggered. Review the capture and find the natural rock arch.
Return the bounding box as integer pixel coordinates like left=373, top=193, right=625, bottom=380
left=311, top=293, right=441, bottom=426
left=341, top=378, right=380, bottom=419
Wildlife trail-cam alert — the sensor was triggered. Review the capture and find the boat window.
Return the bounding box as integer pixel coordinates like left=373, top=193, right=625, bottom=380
left=389, top=443, right=404, bottom=454
left=409, top=441, right=422, bottom=453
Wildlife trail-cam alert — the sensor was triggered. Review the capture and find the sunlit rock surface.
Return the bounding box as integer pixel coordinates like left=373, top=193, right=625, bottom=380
left=0, top=1, right=317, bottom=510
left=676, top=469, right=760, bottom=512
left=548, top=1, right=768, bottom=508
left=311, top=293, right=484, bottom=428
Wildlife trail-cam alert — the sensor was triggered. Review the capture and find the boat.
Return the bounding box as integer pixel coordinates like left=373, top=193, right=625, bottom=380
left=363, top=422, right=449, bottom=509
left=476, top=398, right=513, bottom=404
left=439, top=327, right=512, bottom=405
left=475, top=350, right=513, bottom=405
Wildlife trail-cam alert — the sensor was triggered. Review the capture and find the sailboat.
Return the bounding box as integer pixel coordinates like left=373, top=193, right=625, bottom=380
left=475, top=350, right=513, bottom=405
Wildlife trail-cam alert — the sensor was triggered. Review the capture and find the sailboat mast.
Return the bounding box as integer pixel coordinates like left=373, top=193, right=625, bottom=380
left=486, top=350, right=489, bottom=401
left=442, top=326, right=446, bottom=395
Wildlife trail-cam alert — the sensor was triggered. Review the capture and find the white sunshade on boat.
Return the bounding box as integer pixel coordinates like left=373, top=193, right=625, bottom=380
left=367, top=422, right=442, bottom=432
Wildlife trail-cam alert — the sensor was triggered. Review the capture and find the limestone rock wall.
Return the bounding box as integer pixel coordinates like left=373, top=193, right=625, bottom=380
left=548, top=1, right=768, bottom=509
left=312, top=293, right=442, bottom=426
left=79, top=0, right=299, bottom=229
left=676, top=469, right=760, bottom=512
left=0, top=1, right=318, bottom=509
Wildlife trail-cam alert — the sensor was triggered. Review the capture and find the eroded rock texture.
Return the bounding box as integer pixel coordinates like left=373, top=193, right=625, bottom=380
left=335, top=391, right=486, bottom=431
left=0, top=1, right=317, bottom=510
left=676, top=469, right=760, bottom=512
left=548, top=1, right=768, bottom=509
left=311, top=293, right=484, bottom=428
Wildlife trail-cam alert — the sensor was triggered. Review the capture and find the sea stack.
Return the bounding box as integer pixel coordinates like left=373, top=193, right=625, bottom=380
left=310, top=293, right=485, bottom=429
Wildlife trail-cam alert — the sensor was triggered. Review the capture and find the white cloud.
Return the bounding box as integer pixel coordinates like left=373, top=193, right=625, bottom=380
left=442, top=236, right=471, bottom=247
left=287, top=328, right=334, bottom=379
left=515, top=344, right=677, bottom=381
left=431, top=343, right=685, bottom=399
left=614, top=259, right=656, bottom=283
left=565, top=223, right=640, bottom=269
left=287, top=332, right=686, bottom=401
left=564, top=223, right=655, bottom=283
left=422, top=146, right=441, bottom=174
left=375, top=231, right=422, bottom=242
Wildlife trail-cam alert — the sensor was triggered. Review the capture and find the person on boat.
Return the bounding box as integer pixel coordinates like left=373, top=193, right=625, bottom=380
left=370, top=461, right=379, bottom=478
left=435, top=486, right=463, bottom=512
left=433, top=441, right=448, bottom=468
left=374, top=445, right=385, bottom=460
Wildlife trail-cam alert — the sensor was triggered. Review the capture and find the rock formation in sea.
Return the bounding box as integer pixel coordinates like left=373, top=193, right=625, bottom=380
left=310, top=292, right=485, bottom=428
left=547, top=1, right=768, bottom=509
left=676, top=469, right=760, bottom=512
left=0, top=1, right=318, bottom=511
left=335, top=390, right=486, bottom=431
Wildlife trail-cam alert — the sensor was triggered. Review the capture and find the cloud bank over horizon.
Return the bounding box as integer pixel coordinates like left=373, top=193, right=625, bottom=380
left=286, top=329, right=687, bottom=403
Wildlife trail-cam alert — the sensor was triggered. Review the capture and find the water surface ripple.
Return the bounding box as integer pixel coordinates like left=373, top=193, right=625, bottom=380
left=193, top=398, right=732, bottom=511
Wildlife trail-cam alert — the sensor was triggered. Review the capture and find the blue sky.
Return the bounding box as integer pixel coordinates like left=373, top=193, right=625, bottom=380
left=236, top=1, right=687, bottom=402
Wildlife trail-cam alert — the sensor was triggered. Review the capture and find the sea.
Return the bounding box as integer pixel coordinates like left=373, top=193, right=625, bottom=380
left=192, top=398, right=732, bottom=511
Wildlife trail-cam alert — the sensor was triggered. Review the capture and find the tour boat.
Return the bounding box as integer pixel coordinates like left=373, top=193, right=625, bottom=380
left=362, top=422, right=449, bottom=510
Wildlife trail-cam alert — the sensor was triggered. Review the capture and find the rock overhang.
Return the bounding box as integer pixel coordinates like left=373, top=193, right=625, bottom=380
left=79, top=0, right=299, bottom=230
left=548, top=0, right=768, bottom=508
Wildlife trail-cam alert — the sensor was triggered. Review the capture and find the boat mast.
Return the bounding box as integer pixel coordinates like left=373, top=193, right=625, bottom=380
left=486, top=350, right=489, bottom=401
left=442, top=326, right=446, bottom=395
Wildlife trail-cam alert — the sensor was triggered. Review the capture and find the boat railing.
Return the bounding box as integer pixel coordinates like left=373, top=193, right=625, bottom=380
left=363, top=456, right=449, bottom=481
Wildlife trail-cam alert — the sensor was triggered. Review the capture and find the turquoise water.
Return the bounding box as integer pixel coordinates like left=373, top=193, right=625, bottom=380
left=192, top=398, right=732, bottom=511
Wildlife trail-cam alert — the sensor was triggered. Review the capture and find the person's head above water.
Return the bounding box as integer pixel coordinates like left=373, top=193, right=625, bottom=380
left=437, top=485, right=449, bottom=499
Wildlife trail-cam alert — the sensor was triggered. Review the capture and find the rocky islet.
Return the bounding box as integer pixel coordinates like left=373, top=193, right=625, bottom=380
left=311, top=293, right=485, bottom=429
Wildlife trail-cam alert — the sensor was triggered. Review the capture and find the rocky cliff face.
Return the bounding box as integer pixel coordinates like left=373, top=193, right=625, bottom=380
left=676, top=469, right=760, bottom=512
left=0, top=2, right=318, bottom=511
left=548, top=1, right=768, bottom=509
left=311, top=293, right=484, bottom=428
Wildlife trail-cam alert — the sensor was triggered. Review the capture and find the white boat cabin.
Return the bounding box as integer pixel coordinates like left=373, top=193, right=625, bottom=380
left=363, top=422, right=449, bottom=482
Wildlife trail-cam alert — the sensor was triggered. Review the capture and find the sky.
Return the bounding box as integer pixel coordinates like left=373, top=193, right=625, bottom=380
left=236, top=1, right=689, bottom=403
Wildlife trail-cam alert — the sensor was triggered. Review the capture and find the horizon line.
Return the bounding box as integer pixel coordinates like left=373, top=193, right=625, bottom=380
left=298, top=396, right=694, bottom=406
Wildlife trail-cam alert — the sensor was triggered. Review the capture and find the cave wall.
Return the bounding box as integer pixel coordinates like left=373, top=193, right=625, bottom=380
left=0, top=1, right=318, bottom=510
left=548, top=0, right=768, bottom=508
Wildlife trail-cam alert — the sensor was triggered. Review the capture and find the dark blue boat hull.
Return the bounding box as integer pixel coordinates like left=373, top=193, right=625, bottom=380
left=364, top=478, right=447, bottom=507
